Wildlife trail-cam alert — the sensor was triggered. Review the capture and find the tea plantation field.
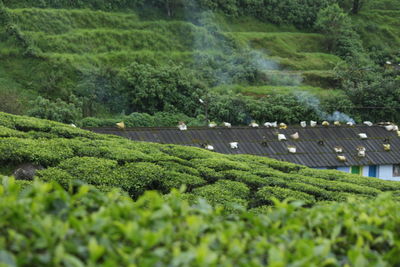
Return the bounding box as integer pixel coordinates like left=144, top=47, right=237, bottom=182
left=1, top=178, right=400, bottom=266
left=2, top=112, right=400, bottom=265
left=1, top=111, right=400, bottom=209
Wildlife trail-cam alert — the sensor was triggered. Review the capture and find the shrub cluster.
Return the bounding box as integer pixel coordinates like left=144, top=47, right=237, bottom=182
left=1, top=178, right=400, bottom=266
left=2, top=112, right=400, bottom=209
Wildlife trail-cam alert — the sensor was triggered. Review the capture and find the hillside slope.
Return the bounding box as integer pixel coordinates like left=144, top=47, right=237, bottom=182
left=0, top=2, right=398, bottom=124
left=0, top=6, right=342, bottom=114
left=1, top=112, right=400, bottom=210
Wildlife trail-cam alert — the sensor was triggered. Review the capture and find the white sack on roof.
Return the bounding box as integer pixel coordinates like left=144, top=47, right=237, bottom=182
left=384, top=144, right=391, bottom=151
left=347, top=121, right=354, bottom=126
left=209, top=122, right=217, bottom=128
left=385, top=125, right=395, bottom=131
left=300, top=121, right=307, bottom=128
left=264, top=122, right=272, bottom=127
left=271, top=121, right=278, bottom=128
left=310, top=121, right=317, bottom=127
left=363, top=121, right=373, bottom=126
left=250, top=122, right=259, bottom=128
left=358, top=133, right=368, bottom=139
left=287, top=146, right=296, bottom=154
left=223, top=122, right=232, bottom=128
left=290, top=132, right=299, bottom=140
left=205, top=145, right=214, bottom=151
left=279, top=123, right=288, bottom=129
left=394, top=125, right=399, bottom=131
left=333, top=146, right=343, bottom=153
left=334, top=121, right=341, bottom=126
left=357, top=146, right=366, bottom=157
left=116, top=122, right=126, bottom=130
left=278, top=134, right=287, bottom=141
left=322, top=121, right=330, bottom=126
left=337, top=155, right=346, bottom=162
left=230, top=142, right=238, bottom=149
left=178, top=122, right=187, bottom=131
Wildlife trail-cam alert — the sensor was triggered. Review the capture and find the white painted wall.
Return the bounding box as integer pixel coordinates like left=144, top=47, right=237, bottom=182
left=316, top=165, right=400, bottom=181
left=337, top=166, right=350, bottom=173
left=378, top=165, right=400, bottom=181
left=362, top=166, right=369, bottom=177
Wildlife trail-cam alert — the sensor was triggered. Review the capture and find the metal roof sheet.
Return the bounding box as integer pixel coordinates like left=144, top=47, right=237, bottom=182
left=87, top=125, right=400, bottom=167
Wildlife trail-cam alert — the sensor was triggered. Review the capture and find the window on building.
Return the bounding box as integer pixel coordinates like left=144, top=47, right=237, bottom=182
left=351, top=166, right=361, bottom=175
left=393, top=165, right=400, bottom=177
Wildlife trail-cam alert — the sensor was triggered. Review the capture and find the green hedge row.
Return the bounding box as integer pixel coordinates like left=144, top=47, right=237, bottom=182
left=256, top=186, right=316, bottom=206
left=2, top=178, right=400, bottom=266
left=2, top=112, right=400, bottom=209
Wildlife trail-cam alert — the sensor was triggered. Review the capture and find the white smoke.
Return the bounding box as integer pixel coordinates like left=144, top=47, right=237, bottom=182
left=296, top=91, right=355, bottom=123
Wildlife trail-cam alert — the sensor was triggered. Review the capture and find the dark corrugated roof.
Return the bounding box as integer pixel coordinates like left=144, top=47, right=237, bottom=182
left=87, top=125, right=400, bottom=167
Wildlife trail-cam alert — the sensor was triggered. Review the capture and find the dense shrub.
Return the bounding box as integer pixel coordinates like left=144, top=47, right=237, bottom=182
left=161, top=171, right=207, bottom=191
left=221, top=169, right=272, bottom=190
left=296, top=175, right=381, bottom=196
left=191, top=157, right=250, bottom=172
left=1, top=112, right=400, bottom=209
left=192, top=179, right=250, bottom=210
left=2, top=178, right=400, bottom=266
left=120, top=63, right=204, bottom=115
left=113, top=162, right=166, bottom=198
left=27, top=96, right=83, bottom=124
left=0, top=138, right=74, bottom=166
left=256, top=186, right=316, bottom=205
left=0, top=126, right=27, bottom=138
left=297, top=168, right=400, bottom=191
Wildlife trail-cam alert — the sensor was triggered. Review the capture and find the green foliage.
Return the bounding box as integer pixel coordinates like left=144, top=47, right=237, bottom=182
left=196, top=0, right=332, bottom=29
left=256, top=186, right=316, bottom=205
left=0, top=0, right=399, bottom=126
left=0, top=137, right=75, bottom=166
left=162, top=171, right=207, bottom=191
left=120, top=62, right=204, bottom=114
left=192, top=179, right=250, bottom=210
left=0, top=126, right=27, bottom=138
left=3, top=91, right=400, bottom=210
left=27, top=96, right=82, bottom=124
left=2, top=178, right=400, bottom=266
left=2, top=0, right=144, bottom=10
left=316, top=4, right=365, bottom=59
left=298, top=168, right=400, bottom=191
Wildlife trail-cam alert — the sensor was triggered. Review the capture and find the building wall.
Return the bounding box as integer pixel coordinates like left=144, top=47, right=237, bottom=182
left=337, top=166, right=350, bottom=173
left=362, top=166, right=369, bottom=177
left=378, top=165, right=400, bottom=181
left=317, top=165, right=400, bottom=181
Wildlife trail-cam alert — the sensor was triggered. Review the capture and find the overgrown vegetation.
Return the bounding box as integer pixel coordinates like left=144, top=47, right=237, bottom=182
left=2, top=112, right=400, bottom=210
left=1, top=0, right=398, bottom=125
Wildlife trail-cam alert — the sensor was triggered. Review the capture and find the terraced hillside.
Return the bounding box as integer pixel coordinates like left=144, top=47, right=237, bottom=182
left=0, top=7, right=342, bottom=104
left=1, top=2, right=398, bottom=124
left=2, top=112, right=400, bottom=210
left=354, top=7, right=400, bottom=57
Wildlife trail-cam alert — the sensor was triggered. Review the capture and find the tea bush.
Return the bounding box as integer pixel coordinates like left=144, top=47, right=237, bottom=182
left=191, top=180, right=250, bottom=210
left=256, top=186, right=316, bottom=205
left=2, top=112, right=400, bottom=209
left=2, top=177, right=400, bottom=266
